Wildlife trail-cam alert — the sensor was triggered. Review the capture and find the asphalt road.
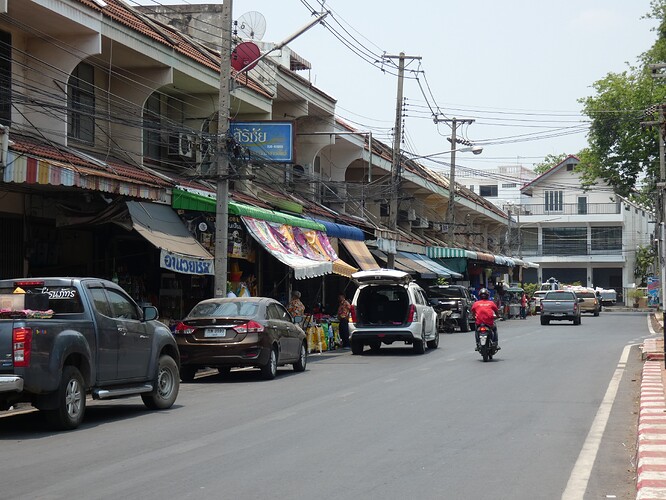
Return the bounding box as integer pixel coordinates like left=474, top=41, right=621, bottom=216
left=0, top=311, right=648, bottom=500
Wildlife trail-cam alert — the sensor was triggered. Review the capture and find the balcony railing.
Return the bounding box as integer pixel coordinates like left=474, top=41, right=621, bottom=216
left=520, top=244, right=623, bottom=257
left=514, top=202, right=621, bottom=216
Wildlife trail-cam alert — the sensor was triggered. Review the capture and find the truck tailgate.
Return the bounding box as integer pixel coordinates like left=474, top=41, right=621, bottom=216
left=0, top=320, right=14, bottom=370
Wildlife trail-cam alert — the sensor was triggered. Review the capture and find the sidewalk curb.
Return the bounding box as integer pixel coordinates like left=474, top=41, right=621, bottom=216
left=637, top=361, right=666, bottom=500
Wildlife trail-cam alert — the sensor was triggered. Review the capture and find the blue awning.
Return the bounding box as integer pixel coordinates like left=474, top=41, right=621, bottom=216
left=308, top=218, right=365, bottom=241
left=401, top=252, right=463, bottom=279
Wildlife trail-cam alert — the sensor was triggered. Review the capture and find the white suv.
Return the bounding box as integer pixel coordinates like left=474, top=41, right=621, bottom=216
left=348, top=270, right=439, bottom=355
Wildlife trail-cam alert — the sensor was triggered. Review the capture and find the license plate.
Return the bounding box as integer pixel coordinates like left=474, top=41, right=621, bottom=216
left=204, top=328, right=226, bottom=338
left=480, top=336, right=487, bottom=345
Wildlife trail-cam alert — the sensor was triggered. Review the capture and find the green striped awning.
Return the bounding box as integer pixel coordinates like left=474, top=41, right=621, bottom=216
left=171, top=188, right=325, bottom=231
left=427, top=246, right=468, bottom=259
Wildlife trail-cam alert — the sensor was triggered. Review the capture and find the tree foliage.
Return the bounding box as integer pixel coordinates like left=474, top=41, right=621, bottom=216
left=634, top=244, right=657, bottom=286
left=532, top=153, right=568, bottom=176
left=578, top=0, right=666, bottom=205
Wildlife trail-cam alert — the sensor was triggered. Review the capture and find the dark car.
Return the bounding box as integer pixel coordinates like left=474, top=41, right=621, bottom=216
left=174, top=297, right=307, bottom=381
left=427, top=284, right=476, bottom=332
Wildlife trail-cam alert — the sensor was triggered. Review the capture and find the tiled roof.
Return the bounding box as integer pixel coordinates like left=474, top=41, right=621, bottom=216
left=74, top=0, right=271, bottom=99
left=9, top=134, right=171, bottom=187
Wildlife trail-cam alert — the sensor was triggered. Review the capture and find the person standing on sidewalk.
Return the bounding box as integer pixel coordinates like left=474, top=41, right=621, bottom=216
left=520, top=292, right=528, bottom=319
left=337, top=293, right=351, bottom=349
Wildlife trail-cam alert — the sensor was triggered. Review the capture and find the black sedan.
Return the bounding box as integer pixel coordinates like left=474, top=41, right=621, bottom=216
left=174, top=297, right=307, bottom=381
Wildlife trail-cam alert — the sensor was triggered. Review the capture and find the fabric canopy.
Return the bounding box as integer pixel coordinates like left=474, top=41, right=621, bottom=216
left=427, top=246, right=467, bottom=259
left=340, top=239, right=380, bottom=271
left=402, top=252, right=463, bottom=278
left=242, top=216, right=338, bottom=280
left=126, top=201, right=214, bottom=275
left=432, top=256, right=468, bottom=274
left=308, top=218, right=365, bottom=241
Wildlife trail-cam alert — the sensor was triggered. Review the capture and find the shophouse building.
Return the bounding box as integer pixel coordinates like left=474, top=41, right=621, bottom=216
left=0, top=0, right=529, bottom=321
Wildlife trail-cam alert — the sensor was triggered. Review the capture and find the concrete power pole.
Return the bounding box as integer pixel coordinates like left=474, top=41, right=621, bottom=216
left=384, top=52, right=420, bottom=269
left=214, top=0, right=233, bottom=297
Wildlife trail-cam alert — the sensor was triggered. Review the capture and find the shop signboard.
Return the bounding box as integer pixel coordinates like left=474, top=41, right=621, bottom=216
left=228, top=215, right=253, bottom=260
left=161, top=250, right=214, bottom=275
left=648, top=275, right=660, bottom=306
left=229, top=121, right=293, bottom=163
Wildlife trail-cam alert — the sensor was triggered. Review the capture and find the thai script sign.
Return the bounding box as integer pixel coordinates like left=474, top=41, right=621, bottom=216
left=648, top=276, right=660, bottom=307
left=230, top=121, right=293, bottom=163
left=161, top=250, right=214, bottom=275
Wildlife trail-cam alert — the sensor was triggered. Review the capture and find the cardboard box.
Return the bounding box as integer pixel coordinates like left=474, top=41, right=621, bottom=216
left=0, top=294, right=25, bottom=311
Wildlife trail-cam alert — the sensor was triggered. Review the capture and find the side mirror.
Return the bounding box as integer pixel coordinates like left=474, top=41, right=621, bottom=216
left=293, top=315, right=303, bottom=324
left=143, top=305, right=159, bottom=321
left=429, top=298, right=439, bottom=306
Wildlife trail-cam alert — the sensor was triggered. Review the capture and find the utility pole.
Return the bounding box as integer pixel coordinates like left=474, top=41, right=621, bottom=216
left=434, top=117, right=475, bottom=243
left=214, top=0, right=233, bottom=298
left=383, top=53, right=420, bottom=269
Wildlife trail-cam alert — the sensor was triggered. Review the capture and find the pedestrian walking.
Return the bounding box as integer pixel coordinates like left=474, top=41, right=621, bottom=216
left=337, top=293, right=351, bottom=348
left=520, top=292, right=527, bottom=319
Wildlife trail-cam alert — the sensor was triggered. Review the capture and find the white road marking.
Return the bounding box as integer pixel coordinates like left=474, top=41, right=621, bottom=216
left=561, top=343, right=634, bottom=500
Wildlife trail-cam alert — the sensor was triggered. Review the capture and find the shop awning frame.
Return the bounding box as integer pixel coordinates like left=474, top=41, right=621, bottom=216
left=308, top=218, right=365, bottom=241
left=340, top=239, right=380, bottom=271
left=402, top=252, right=463, bottom=279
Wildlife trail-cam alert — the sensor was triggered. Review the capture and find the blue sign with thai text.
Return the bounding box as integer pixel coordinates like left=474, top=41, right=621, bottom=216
left=230, top=121, right=293, bottom=163
left=161, top=250, right=215, bottom=276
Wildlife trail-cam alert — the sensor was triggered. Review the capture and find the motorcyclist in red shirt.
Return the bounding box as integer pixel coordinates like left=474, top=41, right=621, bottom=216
left=471, top=288, right=500, bottom=349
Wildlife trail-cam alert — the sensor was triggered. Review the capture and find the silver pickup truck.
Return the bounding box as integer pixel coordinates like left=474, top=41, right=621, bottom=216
left=540, top=290, right=583, bottom=326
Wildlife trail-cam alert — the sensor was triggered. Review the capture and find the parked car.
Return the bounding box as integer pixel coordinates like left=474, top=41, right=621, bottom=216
left=533, top=290, right=548, bottom=313
left=174, top=297, right=307, bottom=381
left=0, top=277, right=179, bottom=430
left=574, top=289, right=601, bottom=316
left=348, top=269, right=439, bottom=354
left=540, top=290, right=583, bottom=325
left=427, top=284, right=476, bottom=332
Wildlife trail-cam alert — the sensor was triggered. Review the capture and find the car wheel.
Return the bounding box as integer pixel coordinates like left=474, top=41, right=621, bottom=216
left=260, top=347, right=278, bottom=380
left=427, top=330, right=439, bottom=349
left=293, top=342, right=307, bottom=372
left=180, top=365, right=197, bottom=382
left=351, top=339, right=364, bottom=355
left=369, top=341, right=381, bottom=352
left=413, top=327, right=426, bottom=354
left=540, top=316, right=549, bottom=325
left=44, top=365, right=86, bottom=430
left=460, top=312, right=470, bottom=332
left=594, top=310, right=599, bottom=317
left=142, top=355, right=180, bottom=410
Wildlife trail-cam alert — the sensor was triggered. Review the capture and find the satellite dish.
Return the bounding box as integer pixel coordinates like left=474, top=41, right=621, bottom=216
left=236, top=11, right=266, bottom=41
left=231, top=42, right=261, bottom=72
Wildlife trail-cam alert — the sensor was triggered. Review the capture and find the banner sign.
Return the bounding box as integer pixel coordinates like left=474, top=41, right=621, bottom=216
left=230, top=121, right=293, bottom=163
left=160, top=249, right=214, bottom=275
left=648, top=276, right=660, bottom=306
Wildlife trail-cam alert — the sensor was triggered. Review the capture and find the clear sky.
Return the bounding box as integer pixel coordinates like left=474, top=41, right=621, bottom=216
left=131, top=0, right=658, bottom=175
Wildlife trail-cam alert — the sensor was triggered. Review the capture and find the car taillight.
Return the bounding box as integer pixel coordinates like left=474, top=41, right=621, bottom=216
left=573, top=303, right=578, bottom=313
left=13, top=327, right=32, bottom=367
left=174, top=322, right=195, bottom=335
left=14, top=280, right=44, bottom=287
left=350, top=305, right=357, bottom=323
left=407, top=304, right=417, bottom=323
left=233, top=320, right=264, bottom=334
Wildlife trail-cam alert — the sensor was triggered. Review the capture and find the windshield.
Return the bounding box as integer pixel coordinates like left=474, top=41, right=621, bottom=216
left=0, top=285, right=83, bottom=314
left=188, top=301, right=258, bottom=318
left=429, top=289, right=463, bottom=299
left=545, top=291, right=575, bottom=300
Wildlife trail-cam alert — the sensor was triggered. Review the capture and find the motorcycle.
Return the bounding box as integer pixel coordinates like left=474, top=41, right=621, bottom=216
left=436, top=309, right=458, bottom=333
left=475, top=323, right=498, bottom=362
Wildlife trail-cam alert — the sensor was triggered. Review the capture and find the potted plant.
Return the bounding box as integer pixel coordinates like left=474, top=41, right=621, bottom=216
left=628, top=288, right=644, bottom=308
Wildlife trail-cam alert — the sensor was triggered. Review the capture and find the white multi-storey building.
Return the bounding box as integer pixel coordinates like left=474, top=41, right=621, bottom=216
left=517, top=155, right=653, bottom=302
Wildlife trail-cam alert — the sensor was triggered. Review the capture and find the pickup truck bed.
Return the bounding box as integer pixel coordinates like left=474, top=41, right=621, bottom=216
left=540, top=290, right=582, bottom=326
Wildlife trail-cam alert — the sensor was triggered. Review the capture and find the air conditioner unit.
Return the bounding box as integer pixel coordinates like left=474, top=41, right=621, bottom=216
left=179, top=133, right=194, bottom=158
left=412, top=216, right=429, bottom=229
left=407, top=208, right=417, bottom=221
left=432, top=223, right=441, bottom=232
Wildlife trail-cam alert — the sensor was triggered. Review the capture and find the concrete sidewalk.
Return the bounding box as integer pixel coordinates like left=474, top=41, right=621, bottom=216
left=637, top=313, right=666, bottom=499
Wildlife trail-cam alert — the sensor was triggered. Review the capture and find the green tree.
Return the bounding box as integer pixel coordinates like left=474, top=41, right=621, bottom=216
left=635, top=244, right=657, bottom=286
left=578, top=0, right=666, bottom=205
left=532, top=153, right=569, bottom=175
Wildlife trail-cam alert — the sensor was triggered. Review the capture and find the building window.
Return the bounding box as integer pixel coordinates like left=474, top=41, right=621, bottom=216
left=566, top=164, right=574, bottom=171
left=469, top=185, right=475, bottom=192
left=577, top=196, right=587, bottom=215
left=543, top=227, right=586, bottom=255
left=143, top=93, right=161, bottom=162
left=544, top=190, right=563, bottom=212
left=479, top=185, right=498, bottom=197
left=502, top=183, right=517, bottom=188
left=67, top=62, right=95, bottom=143
left=591, top=226, right=622, bottom=254
left=0, top=30, right=11, bottom=126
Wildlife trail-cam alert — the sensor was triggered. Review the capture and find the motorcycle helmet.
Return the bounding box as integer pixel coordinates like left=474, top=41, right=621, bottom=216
left=479, top=288, right=490, bottom=300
